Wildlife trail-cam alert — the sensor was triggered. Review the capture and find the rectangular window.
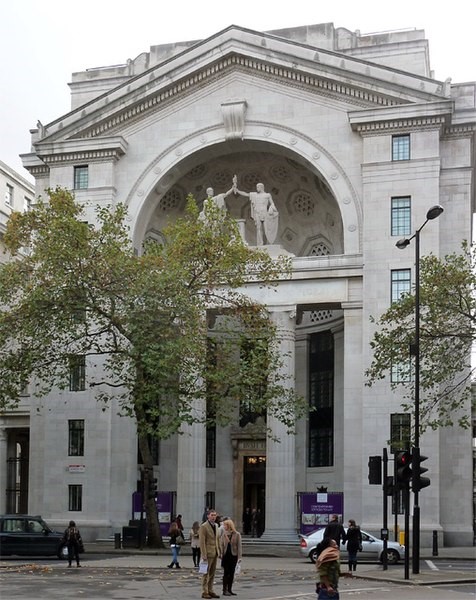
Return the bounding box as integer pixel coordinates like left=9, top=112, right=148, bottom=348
left=308, top=331, right=334, bottom=467
left=68, top=420, right=85, bottom=456
left=74, top=165, right=89, bottom=190
left=391, top=359, right=412, bottom=383
left=391, top=197, right=411, bottom=236
left=5, top=183, right=13, bottom=206
left=205, top=492, right=215, bottom=512
left=392, top=135, right=410, bottom=161
left=390, top=413, right=411, bottom=454
left=68, top=484, right=82, bottom=511
left=391, top=269, right=411, bottom=303
left=69, top=355, right=86, bottom=391
left=24, top=197, right=32, bottom=212
left=206, top=426, right=216, bottom=468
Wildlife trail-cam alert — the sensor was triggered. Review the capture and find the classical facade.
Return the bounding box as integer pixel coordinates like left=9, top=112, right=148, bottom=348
left=0, top=160, right=34, bottom=263
left=2, top=23, right=474, bottom=545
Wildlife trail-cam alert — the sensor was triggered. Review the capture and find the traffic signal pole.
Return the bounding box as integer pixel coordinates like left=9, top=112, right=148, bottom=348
left=382, top=448, right=388, bottom=571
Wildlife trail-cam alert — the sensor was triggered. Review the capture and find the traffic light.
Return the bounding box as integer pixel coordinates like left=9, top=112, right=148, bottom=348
left=148, top=477, right=158, bottom=499
left=412, top=448, right=430, bottom=492
left=385, top=475, right=395, bottom=496
left=395, top=450, right=412, bottom=487
left=368, top=455, right=382, bottom=484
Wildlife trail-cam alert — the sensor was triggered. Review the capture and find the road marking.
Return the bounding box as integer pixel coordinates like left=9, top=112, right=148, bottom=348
left=426, top=560, right=439, bottom=570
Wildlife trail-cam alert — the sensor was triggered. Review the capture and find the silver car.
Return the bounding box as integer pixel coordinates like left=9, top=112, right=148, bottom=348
left=299, top=527, right=405, bottom=564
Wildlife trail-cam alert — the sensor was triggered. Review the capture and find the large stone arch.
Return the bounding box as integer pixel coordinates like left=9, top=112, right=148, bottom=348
left=126, top=123, right=361, bottom=254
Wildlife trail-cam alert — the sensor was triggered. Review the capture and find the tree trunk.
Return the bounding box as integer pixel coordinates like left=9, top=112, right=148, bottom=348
left=137, top=431, right=164, bottom=548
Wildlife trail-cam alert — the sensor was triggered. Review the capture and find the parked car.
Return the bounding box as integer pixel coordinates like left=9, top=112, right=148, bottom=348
left=0, top=515, right=68, bottom=559
left=299, top=527, right=405, bottom=565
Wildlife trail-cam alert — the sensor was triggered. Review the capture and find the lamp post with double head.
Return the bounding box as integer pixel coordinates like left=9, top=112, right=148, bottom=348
left=396, top=204, right=443, bottom=575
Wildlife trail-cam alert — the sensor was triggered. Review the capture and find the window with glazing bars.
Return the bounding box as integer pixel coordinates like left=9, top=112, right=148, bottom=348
left=391, top=197, right=411, bottom=236
left=392, top=135, right=410, bottom=161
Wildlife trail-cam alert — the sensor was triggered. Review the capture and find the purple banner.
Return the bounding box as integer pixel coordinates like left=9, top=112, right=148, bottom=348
left=298, top=492, right=344, bottom=535
left=132, top=491, right=175, bottom=536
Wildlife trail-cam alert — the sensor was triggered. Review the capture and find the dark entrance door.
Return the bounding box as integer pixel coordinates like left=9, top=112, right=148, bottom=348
left=243, top=455, right=265, bottom=537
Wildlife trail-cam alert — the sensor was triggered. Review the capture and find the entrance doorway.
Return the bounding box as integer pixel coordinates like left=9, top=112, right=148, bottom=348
left=243, top=455, right=265, bottom=537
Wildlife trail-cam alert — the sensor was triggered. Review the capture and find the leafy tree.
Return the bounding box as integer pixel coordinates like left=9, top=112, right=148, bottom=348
left=366, top=242, right=475, bottom=438
left=0, top=187, right=305, bottom=546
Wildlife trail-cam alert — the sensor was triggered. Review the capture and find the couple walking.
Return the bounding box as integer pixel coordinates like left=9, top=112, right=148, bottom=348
left=199, top=508, right=242, bottom=598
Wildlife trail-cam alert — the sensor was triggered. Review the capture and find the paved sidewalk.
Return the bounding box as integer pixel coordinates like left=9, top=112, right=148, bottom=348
left=1, top=541, right=474, bottom=588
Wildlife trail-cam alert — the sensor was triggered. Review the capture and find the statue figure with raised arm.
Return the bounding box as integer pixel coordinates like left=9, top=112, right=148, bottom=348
left=198, top=185, right=234, bottom=222
left=233, top=181, right=279, bottom=245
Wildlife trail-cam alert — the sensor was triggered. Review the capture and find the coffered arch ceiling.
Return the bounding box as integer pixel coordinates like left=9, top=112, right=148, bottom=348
left=136, top=139, right=344, bottom=257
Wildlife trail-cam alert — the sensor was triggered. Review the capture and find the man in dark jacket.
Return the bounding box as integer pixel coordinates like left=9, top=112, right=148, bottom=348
left=323, top=514, right=346, bottom=546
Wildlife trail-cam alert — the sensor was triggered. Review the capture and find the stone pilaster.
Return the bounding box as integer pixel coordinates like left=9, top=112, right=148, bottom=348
left=175, top=398, right=207, bottom=530
left=261, top=308, right=297, bottom=541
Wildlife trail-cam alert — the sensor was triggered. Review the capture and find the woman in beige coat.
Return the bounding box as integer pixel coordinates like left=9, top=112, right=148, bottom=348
left=219, top=519, right=242, bottom=596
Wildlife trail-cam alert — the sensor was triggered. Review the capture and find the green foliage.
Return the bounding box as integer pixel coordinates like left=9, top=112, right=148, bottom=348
left=366, top=242, right=475, bottom=436
left=0, top=188, right=305, bottom=438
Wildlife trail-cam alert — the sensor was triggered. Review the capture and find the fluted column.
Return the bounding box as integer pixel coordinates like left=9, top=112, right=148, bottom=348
left=176, top=397, right=207, bottom=530
left=261, top=308, right=296, bottom=541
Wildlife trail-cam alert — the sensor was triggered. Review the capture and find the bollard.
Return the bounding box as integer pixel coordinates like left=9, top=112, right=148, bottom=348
left=114, top=532, right=121, bottom=549
left=432, top=530, right=438, bottom=556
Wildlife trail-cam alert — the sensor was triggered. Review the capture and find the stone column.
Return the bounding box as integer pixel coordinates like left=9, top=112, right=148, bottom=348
left=176, top=397, right=207, bottom=530
left=0, top=427, right=7, bottom=514
left=261, top=308, right=296, bottom=541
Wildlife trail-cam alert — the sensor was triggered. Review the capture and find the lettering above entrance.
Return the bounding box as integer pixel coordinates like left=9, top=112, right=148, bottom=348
left=239, top=440, right=266, bottom=451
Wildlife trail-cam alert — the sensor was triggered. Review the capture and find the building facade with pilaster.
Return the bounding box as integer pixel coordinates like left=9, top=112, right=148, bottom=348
left=1, top=23, right=474, bottom=545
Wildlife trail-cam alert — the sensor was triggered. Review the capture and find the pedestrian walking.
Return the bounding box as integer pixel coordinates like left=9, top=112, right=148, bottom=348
left=219, top=518, right=242, bottom=596
left=190, top=520, right=201, bottom=567
left=62, top=520, right=83, bottom=568
left=167, top=521, right=182, bottom=568
left=345, top=519, right=362, bottom=575
left=315, top=537, right=340, bottom=599
left=323, top=514, right=346, bottom=546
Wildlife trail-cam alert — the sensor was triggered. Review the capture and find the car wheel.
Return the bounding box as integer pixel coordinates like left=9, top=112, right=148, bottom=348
left=58, top=545, right=69, bottom=560
left=309, top=548, right=318, bottom=563
left=382, top=548, right=400, bottom=564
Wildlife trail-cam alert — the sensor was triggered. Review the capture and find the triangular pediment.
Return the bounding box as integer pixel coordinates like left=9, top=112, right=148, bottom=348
left=31, top=24, right=450, bottom=152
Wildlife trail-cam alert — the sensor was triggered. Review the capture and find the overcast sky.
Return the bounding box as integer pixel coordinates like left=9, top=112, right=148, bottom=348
left=1, top=0, right=473, bottom=181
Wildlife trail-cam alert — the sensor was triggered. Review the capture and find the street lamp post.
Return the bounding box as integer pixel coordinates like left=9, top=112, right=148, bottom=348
left=396, top=204, right=443, bottom=575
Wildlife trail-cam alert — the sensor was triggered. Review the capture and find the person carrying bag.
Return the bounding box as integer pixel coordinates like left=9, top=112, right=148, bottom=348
left=315, top=536, right=340, bottom=599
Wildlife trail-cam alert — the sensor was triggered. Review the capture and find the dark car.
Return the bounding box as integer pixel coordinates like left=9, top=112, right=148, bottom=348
left=0, top=515, right=68, bottom=558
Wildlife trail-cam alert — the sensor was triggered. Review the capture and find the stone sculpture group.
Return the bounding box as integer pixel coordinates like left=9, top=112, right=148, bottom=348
left=199, top=175, right=279, bottom=246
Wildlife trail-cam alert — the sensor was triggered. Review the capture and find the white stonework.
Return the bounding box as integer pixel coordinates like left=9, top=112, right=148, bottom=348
left=0, top=23, right=473, bottom=546
left=0, top=160, right=34, bottom=264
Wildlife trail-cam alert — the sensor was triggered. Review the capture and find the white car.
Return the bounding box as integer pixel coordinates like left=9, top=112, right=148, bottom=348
left=299, top=527, right=405, bottom=565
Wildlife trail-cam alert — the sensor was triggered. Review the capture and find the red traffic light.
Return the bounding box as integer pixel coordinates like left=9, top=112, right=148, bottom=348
left=396, top=451, right=412, bottom=486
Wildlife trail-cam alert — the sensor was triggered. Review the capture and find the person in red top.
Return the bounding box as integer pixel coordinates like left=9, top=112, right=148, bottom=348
left=175, top=514, right=184, bottom=532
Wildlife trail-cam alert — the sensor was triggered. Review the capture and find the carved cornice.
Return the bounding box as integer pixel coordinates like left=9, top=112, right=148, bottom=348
left=442, top=123, right=476, bottom=139
left=26, top=164, right=50, bottom=177
left=76, top=54, right=407, bottom=140
left=353, top=115, right=447, bottom=135
left=39, top=148, right=125, bottom=165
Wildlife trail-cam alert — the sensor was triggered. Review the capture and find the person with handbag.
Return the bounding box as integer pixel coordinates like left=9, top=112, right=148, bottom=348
left=168, top=521, right=183, bottom=568
left=190, top=521, right=201, bottom=567
left=345, top=519, right=363, bottom=576
left=219, top=519, right=242, bottom=596
left=315, top=537, right=341, bottom=599
left=63, top=520, right=83, bottom=568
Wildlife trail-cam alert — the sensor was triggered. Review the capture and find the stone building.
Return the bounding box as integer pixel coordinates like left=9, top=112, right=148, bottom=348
left=0, top=160, right=34, bottom=264
left=2, top=23, right=474, bottom=545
